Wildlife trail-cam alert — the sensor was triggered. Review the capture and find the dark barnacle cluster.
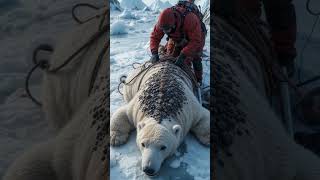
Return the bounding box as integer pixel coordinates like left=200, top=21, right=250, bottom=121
left=89, top=73, right=110, bottom=163
left=138, top=63, right=187, bottom=123
left=212, top=53, right=250, bottom=167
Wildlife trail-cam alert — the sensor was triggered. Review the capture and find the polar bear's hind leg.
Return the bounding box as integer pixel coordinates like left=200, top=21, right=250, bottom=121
left=110, top=105, right=134, bottom=146
left=191, top=108, right=210, bottom=146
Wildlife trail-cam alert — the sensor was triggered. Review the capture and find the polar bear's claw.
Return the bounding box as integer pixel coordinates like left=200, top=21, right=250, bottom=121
left=110, top=131, right=129, bottom=146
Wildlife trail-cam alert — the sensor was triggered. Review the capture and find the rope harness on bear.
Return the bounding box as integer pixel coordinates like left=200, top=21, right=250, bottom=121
left=117, top=57, right=199, bottom=97
left=25, top=3, right=108, bottom=106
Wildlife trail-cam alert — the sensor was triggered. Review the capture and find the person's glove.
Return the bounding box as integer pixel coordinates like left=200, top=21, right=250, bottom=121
left=175, top=53, right=186, bottom=67
left=150, top=53, right=159, bottom=63
left=193, top=60, right=203, bottom=84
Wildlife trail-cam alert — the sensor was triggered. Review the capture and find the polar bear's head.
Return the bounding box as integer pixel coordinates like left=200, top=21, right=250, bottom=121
left=136, top=118, right=182, bottom=176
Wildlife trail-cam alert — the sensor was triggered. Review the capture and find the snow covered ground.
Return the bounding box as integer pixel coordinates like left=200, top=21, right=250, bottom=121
left=110, top=7, right=210, bottom=180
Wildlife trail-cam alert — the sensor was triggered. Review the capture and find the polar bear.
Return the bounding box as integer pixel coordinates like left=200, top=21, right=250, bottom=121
left=110, top=60, right=210, bottom=176
left=4, top=6, right=109, bottom=180
left=213, top=15, right=320, bottom=180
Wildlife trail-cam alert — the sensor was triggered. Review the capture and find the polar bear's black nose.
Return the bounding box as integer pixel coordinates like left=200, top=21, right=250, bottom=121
left=143, top=167, right=155, bottom=175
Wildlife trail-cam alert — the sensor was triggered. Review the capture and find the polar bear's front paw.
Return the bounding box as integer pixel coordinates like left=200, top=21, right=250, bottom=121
left=196, top=133, right=210, bottom=147
left=110, top=131, right=129, bottom=146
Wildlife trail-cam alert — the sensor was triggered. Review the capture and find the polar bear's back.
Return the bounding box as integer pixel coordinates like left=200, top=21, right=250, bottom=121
left=122, top=62, right=194, bottom=103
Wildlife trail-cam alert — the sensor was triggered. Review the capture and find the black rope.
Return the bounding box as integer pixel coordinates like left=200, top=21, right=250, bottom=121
left=132, top=62, right=142, bottom=69
left=32, top=44, right=54, bottom=66
left=202, top=85, right=210, bottom=90
left=72, top=3, right=102, bottom=24
left=117, top=75, right=127, bottom=95
left=297, top=74, right=320, bottom=87
left=306, top=0, right=320, bottom=16
left=88, top=43, right=109, bottom=95
left=25, top=61, right=47, bottom=106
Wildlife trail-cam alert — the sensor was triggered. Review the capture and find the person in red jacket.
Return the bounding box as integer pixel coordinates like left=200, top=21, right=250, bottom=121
left=214, top=0, right=297, bottom=75
left=149, top=4, right=206, bottom=84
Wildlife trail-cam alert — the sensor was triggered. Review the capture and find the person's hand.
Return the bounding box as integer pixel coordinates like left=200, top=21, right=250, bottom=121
left=175, top=53, right=186, bottom=67
left=150, top=53, right=159, bottom=63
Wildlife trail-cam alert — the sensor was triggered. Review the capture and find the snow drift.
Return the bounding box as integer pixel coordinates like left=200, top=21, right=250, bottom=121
left=149, top=0, right=172, bottom=11
left=118, top=9, right=136, bottom=19
left=111, top=0, right=122, bottom=11
left=111, top=20, right=128, bottom=35
left=120, top=0, right=147, bottom=10
left=197, top=0, right=210, bottom=24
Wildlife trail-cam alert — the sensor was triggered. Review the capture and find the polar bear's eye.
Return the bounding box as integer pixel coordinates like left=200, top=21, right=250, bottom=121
left=160, top=146, right=167, bottom=151
left=141, top=143, right=145, bottom=147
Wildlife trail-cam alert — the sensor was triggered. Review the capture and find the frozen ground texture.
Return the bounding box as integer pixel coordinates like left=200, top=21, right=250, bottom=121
left=110, top=2, right=211, bottom=179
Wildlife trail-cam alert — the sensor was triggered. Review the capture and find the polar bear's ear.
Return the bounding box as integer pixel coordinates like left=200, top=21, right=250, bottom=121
left=172, top=125, right=181, bottom=137
left=138, top=122, right=145, bottom=130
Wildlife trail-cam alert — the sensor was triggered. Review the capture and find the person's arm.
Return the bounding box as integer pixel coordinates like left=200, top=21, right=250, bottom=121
left=181, top=14, right=202, bottom=57
left=150, top=23, right=165, bottom=55
left=263, top=0, right=297, bottom=65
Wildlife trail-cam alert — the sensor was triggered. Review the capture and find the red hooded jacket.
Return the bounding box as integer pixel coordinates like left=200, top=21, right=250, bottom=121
left=240, top=0, right=297, bottom=61
left=150, top=6, right=205, bottom=58
left=213, top=0, right=297, bottom=62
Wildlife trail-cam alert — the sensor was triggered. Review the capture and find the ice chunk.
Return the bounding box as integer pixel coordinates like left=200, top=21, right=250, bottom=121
left=111, top=20, right=128, bottom=35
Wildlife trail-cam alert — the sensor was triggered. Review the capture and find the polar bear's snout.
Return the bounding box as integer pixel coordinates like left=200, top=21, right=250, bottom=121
left=141, top=147, right=162, bottom=176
